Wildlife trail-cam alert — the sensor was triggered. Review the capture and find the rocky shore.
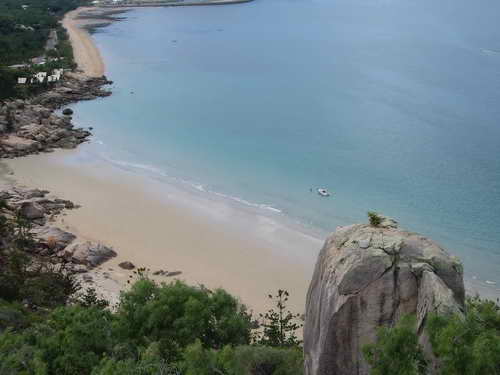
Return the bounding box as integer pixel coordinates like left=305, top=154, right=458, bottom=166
left=0, top=73, right=123, bottom=297
left=0, top=72, right=190, bottom=303
left=0, top=74, right=111, bottom=158
left=0, top=186, right=117, bottom=274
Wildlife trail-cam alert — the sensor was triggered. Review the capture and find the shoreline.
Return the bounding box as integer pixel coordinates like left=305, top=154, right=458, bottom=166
left=1, top=149, right=322, bottom=312
left=2, top=3, right=497, bottom=313
left=2, top=4, right=323, bottom=313
left=98, top=0, right=254, bottom=7
left=62, top=7, right=128, bottom=77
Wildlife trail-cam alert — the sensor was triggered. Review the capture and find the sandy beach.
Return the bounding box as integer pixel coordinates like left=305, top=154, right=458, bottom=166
left=62, top=7, right=125, bottom=77
left=0, top=5, right=323, bottom=313
left=1, top=151, right=322, bottom=312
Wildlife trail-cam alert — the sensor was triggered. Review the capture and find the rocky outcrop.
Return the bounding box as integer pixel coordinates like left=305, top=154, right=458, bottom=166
left=31, top=75, right=112, bottom=109
left=304, top=216, right=465, bottom=375
left=0, top=75, right=111, bottom=158
left=62, top=241, right=117, bottom=268
left=35, top=227, right=77, bottom=250
left=1, top=187, right=116, bottom=272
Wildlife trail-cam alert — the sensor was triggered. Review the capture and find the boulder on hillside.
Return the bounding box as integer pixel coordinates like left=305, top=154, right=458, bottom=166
left=19, top=201, right=45, bottom=220
left=303, top=216, right=465, bottom=375
left=64, top=241, right=117, bottom=268
left=35, top=227, right=76, bottom=250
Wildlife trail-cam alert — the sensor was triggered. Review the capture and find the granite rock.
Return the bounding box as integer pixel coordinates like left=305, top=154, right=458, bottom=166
left=304, top=218, right=465, bottom=375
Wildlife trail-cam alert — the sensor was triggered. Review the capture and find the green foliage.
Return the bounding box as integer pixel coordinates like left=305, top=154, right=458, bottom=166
left=0, top=305, right=114, bottom=374
left=427, top=296, right=500, bottom=375
left=256, top=290, right=303, bottom=348
left=0, top=300, right=36, bottom=333
left=182, top=340, right=229, bottom=375
left=0, top=0, right=82, bottom=100
left=182, top=341, right=304, bottom=375
left=77, top=288, right=110, bottom=309
left=368, top=211, right=382, bottom=227
left=92, top=355, right=180, bottom=375
left=0, top=202, right=306, bottom=374
left=0, top=280, right=265, bottom=374
left=0, top=203, right=80, bottom=310
left=115, top=279, right=252, bottom=361
left=363, top=315, right=427, bottom=375
left=0, top=66, right=19, bottom=100
left=364, top=298, right=500, bottom=375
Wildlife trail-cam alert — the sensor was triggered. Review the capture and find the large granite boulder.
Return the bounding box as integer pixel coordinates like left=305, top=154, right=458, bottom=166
left=35, top=227, right=76, bottom=250
left=19, top=201, right=45, bottom=220
left=62, top=241, right=117, bottom=268
left=304, top=217, right=465, bottom=375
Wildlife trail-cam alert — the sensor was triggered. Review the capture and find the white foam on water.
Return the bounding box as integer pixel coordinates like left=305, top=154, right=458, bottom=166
left=102, top=155, right=284, bottom=217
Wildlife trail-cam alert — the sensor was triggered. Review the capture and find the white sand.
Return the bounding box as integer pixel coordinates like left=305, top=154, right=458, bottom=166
left=62, top=7, right=107, bottom=77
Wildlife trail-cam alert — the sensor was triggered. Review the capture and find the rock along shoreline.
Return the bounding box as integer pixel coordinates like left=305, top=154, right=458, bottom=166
left=0, top=73, right=122, bottom=289
left=1, top=72, right=184, bottom=301
left=0, top=74, right=111, bottom=158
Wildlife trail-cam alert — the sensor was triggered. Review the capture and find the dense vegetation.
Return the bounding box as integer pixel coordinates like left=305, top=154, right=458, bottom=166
left=0, top=0, right=82, bottom=65
left=0, top=200, right=304, bottom=374
left=363, top=298, right=500, bottom=375
left=0, top=0, right=83, bottom=100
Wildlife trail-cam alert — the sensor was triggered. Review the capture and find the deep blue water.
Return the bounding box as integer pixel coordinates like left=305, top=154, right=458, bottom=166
left=71, top=0, right=500, bottom=292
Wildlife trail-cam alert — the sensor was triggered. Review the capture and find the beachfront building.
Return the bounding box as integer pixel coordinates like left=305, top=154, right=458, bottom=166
left=53, top=68, right=64, bottom=79
left=34, top=72, right=47, bottom=83
left=18, top=69, right=64, bottom=85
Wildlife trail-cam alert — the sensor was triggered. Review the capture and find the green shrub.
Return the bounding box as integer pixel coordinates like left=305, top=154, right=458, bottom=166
left=228, top=345, right=304, bottom=375
left=427, top=296, right=500, bottom=375
left=363, top=298, right=500, bottom=375
left=0, top=300, right=35, bottom=333
left=363, top=315, right=427, bottom=375
left=92, top=342, right=178, bottom=375
left=0, top=305, right=115, bottom=374
left=182, top=341, right=303, bottom=375
left=256, top=290, right=302, bottom=348
left=367, top=211, right=382, bottom=227
left=115, top=279, right=252, bottom=361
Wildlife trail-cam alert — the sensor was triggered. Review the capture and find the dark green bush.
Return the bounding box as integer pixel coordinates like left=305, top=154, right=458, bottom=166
left=367, top=211, right=382, bottom=227
left=363, top=315, right=427, bottom=375
left=115, top=279, right=252, bottom=361
left=427, top=296, right=500, bottom=375
left=182, top=341, right=304, bottom=375
left=0, top=306, right=114, bottom=374
left=364, top=298, right=500, bottom=375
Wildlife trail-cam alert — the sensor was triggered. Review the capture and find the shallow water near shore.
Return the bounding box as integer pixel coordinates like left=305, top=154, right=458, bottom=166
left=68, top=0, right=500, bottom=295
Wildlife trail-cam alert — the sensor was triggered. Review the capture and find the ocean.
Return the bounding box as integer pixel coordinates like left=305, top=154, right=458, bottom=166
left=69, top=0, right=500, bottom=294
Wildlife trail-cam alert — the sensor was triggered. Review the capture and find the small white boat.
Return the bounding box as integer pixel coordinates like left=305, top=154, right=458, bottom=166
left=317, top=188, right=331, bottom=197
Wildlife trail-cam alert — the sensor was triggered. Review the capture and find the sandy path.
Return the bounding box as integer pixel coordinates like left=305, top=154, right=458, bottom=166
left=62, top=7, right=106, bottom=77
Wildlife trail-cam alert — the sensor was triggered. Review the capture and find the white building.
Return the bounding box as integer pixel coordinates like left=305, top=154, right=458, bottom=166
left=52, top=68, right=64, bottom=81
left=34, top=72, right=47, bottom=83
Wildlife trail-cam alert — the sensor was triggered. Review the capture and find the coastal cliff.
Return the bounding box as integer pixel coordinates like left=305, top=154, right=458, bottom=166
left=304, top=216, right=465, bottom=375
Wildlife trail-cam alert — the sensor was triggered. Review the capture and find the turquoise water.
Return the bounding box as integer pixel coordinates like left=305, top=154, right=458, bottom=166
left=71, top=0, right=500, bottom=292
